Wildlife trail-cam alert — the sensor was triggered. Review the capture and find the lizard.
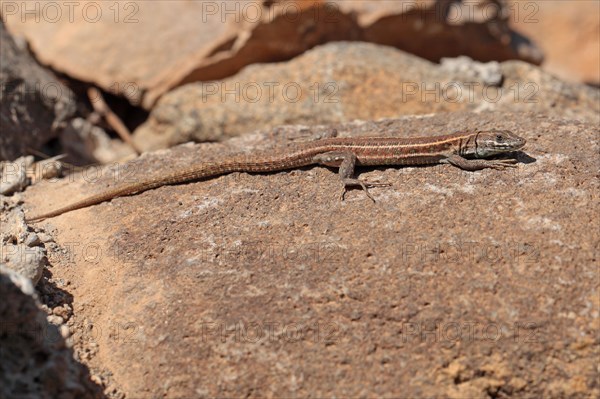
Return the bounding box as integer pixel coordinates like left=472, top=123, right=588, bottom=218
left=26, top=129, right=526, bottom=222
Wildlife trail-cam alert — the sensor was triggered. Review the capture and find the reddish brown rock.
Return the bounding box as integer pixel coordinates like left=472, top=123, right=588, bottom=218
left=511, top=0, right=600, bottom=85
left=336, top=0, right=543, bottom=64
left=134, top=42, right=597, bottom=151
left=2, top=1, right=250, bottom=106
left=145, top=0, right=358, bottom=108
left=22, top=111, right=600, bottom=398
left=3, top=0, right=542, bottom=109
left=0, top=20, right=133, bottom=164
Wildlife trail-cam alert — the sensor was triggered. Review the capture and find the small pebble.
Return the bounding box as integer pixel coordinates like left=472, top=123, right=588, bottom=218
left=0, top=156, right=31, bottom=195
left=91, top=374, right=103, bottom=385
left=53, top=304, right=72, bottom=319
left=59, top=324, right=71, bottom=339
left=47, top=314, right=64, bottom=325
left=37, top=233, right=55, bottom=243
left=35, top=155, right=65, bottom=180
left=24, top=233, right=41, bottom=247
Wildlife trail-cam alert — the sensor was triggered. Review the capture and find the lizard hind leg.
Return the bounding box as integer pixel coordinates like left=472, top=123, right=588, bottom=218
left=313, top=151, right=391, bottom=202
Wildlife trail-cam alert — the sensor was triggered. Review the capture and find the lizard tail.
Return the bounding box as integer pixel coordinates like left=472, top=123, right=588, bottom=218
left=25, top=153, right=316, bottom=222
left=26, top=182, right=157, bottom=222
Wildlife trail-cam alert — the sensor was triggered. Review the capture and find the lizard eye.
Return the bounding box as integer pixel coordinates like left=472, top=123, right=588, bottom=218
left=496, top=134, right=504, bottom=142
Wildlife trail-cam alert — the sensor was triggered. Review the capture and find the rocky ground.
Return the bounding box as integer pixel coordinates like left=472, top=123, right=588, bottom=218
left=6, top=110, right=598, bottom=398
left=1, top=1, right=598, bottom=398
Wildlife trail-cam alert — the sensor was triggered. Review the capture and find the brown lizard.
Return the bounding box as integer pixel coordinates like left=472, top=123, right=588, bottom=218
left=26, top=129, right=526, bottom=222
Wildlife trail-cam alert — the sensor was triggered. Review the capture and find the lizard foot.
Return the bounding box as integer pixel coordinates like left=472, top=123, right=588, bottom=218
left=341, top=178, right=391, bottom=202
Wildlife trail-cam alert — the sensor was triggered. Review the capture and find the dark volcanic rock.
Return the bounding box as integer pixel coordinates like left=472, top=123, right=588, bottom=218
left=0, top=20, right=76, bottom=161
left=0, top=267, right=101, bottom=399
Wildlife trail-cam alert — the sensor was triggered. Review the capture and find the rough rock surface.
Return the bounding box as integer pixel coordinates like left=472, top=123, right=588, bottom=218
left=2, top=0, right=541, bottom=108
left=0, top=188, right=47, bottom=285
left=0, top=23, right=122, bottom=165
left=0, top=156, right=32, bottom=195
left=2, top=0, right=249, bottom=107
left=23, top=112, right=599, bottom=397
left=134, top=42, right=598, bottom=151
left=511, top=0, right=600, bottom=85
left=0, top=267, right=102, bottom=399
left=0, top=20, right=76, bottom=161
left=0, top=243, right=46, bottom=285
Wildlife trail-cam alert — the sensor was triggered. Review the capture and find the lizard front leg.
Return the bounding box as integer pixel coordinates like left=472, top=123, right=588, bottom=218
left=444, top=154, right=518, bottom=171
left=313, top=151, right=391, bottom=202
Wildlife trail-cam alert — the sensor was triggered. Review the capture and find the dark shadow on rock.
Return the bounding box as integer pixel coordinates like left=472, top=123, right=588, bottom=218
left=0, top=271, right=105, bottom=399
left=513, top=151, right=536, bottom=165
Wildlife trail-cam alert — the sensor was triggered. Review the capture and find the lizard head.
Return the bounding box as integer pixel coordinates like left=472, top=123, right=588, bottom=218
left=474, top=130, right=526, bottom=157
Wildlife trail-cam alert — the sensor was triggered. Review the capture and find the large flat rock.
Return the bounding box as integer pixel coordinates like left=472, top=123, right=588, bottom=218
left=23, top=111, right=599, bottom=397
left=134, top=42, right=598, bottom=151
left=2, top=0, right=542, bottom=108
